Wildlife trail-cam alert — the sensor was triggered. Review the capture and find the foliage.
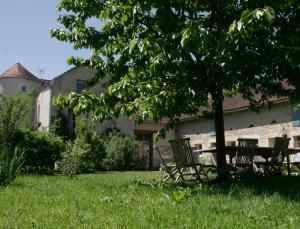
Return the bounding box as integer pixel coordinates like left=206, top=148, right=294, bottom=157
left=102, top=131, right=139, bottom=171
left=60, top=138, right=94, bottom=174
left=52, top=1, right=300, bottom=179
left=0, top=147, right=24, bottom=186
left=75, top=116, right=106, bottom=170
left=0, top=93, right=34, bottom=150
left=17, top=130, right=65, bottom=174
left=88, top=134, right=106, bottom=170
left=50, top=109, right=71, bottom=140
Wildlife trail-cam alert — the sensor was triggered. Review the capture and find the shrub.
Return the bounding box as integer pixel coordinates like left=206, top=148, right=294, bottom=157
left=0, top=93, right=34, bottom=149
left=0, top=147, right=24, bottom=186
left=74, top=116, right=106, bottom=170
left=60, top=138, right=94, bottom=174
left=102, top=131, right=140, bottom=171
left=50, top=109, right=71, bottom=140
left=88, top=134, right=106, bottom=170
left=17, top=130, right=64, bottom=174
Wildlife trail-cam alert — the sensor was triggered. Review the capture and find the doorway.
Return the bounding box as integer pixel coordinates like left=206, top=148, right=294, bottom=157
left=135, top=131, right=154, bottom=170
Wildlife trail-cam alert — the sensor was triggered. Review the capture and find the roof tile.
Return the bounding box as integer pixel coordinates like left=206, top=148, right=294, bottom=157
left=0, top=63, right=40, bottom=82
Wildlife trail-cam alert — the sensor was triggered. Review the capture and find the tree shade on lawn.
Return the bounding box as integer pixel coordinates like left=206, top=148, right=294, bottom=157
left=51, top=1, right=300, bottom=180
left=2, top=172, right=300, bottom=227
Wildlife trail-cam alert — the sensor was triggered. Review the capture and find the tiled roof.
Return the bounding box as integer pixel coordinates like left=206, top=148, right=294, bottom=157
left=0, top=63, right=40, bottom=82
left=179, top=94, right=287, bottom=121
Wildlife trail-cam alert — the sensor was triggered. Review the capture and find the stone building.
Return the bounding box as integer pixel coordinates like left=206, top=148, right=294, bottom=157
left=0, top=63, right=42, bottom=96
left=157, top=94, right=300, bottom=165
left=173, top=95, right=300, bottom=149
left=0, top=63, right=157, bottom=169
left=1, top=63, right=300, bottom=169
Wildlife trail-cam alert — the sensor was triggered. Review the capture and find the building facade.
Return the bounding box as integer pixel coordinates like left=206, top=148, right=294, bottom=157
left=1, top=63, right=300, bottom=169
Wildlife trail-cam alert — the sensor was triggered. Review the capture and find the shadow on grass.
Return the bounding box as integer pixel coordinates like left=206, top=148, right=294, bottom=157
left=193, top=176, right=300, bottom=202
left=215, top=176, right=300, bottom=202
left=131, top=175, right=300, bottom=202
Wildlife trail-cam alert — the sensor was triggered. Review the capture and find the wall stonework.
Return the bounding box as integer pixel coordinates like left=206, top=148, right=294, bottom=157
left=177, top=101, right=294, bottom=148
left=173, top=101, right=300, bottom=164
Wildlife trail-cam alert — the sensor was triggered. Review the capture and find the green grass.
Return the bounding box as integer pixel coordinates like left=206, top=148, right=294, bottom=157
left=1, top=172, right=300, bottom=228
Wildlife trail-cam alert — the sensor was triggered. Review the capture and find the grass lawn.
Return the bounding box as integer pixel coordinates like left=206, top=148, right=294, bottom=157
left=1, top=171, right=300, bottom=228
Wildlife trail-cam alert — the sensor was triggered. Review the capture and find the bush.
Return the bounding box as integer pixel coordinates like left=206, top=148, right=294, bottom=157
left=50, top=109, right=71, bottom=141
left=17, top=130, right=64, bottom=174
left=0, top=93, right=34, bottom=149
left=88, top=134, right=106, bottom=170
left=0, top=147, right=24, bottom=186
left=74, top=116, right=106, bottom=170
left=60, top=138, right=94, bottom=174
left=102, top=131, right=140, bottom=171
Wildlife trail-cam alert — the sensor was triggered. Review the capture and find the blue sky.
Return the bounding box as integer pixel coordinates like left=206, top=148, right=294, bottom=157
left=0, top=0, right=92, bottom=80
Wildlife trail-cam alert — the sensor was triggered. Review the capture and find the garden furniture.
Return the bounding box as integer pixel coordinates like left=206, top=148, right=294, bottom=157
left=255, top=137, right=290, bottom=176
left=169, top=138, right=207, bottom=182
left=155, top=145, right=179, bottom=182
left=230, top=138, right=258, bottom=176
left=199, top=144, right=299, bottom=176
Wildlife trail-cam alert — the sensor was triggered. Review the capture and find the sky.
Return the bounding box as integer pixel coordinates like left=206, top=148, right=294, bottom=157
left=0, top=0, right=92, bottom=80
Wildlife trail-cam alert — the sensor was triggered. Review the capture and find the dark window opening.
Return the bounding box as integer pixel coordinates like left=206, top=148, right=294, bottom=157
left=76, top=80, right=85, bottom=93
left=21, top=85, right=27, bottom=92
left=271, top=119, right=277, bottom=124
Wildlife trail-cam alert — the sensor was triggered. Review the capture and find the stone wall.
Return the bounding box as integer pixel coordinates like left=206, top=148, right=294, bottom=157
left=174, top=101, right=300, bottom=164
left=176, top=101, right=296, bottom=148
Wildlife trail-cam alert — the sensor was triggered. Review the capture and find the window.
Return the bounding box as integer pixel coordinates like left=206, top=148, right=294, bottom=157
left=209, top=119, right=216, bottom=136
left=194, top=144, right=203, bottom=150
left=291, top=104, right=300, bottom=126
left=268, top=138, right=276, bottom=147
left=76, top=80, right=85, bottom=93
left=210, top=142, right=216, bottom=148
left=226, top=141, right=236, bottom=146
left=293, top=136, right=300, bottom=148
left=21, top=85, right=27, bottom=92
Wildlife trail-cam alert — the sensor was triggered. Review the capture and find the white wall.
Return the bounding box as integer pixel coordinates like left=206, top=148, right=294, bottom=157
left=37, top=88, right=52, bottom=132
left=0, top=78, right=41, bottom=96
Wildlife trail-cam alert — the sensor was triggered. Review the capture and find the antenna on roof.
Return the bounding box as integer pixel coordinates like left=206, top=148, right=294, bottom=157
left=37, top=66, right=45, bottom=78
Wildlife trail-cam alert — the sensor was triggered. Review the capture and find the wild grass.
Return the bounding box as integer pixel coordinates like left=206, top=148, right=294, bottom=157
left=0, top=172, right=300, bottom=228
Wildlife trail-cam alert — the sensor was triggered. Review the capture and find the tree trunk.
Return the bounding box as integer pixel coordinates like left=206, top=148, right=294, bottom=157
left=212, top=91, right=229, bottom=180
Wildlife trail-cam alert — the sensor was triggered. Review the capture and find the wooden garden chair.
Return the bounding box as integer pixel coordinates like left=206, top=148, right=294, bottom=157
left=155, top=145, right=179, bottom=182
left=256, top=137, right=290, bottom=175
left=169, top=138, right=207, bottom=182
left=231, top=138, right=258, bottom=176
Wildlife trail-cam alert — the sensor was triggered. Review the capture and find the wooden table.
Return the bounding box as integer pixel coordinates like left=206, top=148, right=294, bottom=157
left=198, top=146, right=300, bottom=176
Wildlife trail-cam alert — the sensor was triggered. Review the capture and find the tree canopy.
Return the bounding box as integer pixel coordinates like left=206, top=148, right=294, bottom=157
left=51, top=0, right=300, bottom=179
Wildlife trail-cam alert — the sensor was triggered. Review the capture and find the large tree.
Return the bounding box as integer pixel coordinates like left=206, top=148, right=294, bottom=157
left=51, top=0, right=300, bottom=179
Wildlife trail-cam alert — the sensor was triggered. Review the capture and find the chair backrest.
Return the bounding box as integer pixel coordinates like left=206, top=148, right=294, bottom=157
left=169, top=138, right=195, bottom=168
left=272, top=137, right=290, bottom=162
left=235, top=138, right=258, bottom=165
left=154, top=145, right=173, bottom=168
